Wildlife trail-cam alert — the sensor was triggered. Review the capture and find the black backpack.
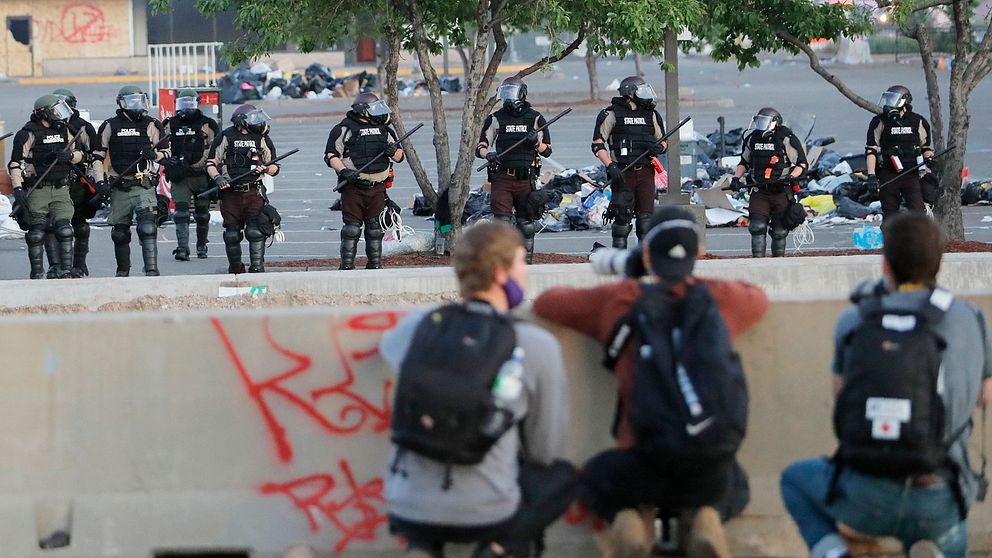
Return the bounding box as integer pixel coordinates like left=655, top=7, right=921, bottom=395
left=604, top=283, right=749, bottom=472
left=391, top=302, right=517, bottom=468
left=833, top=290, right=951, bottom=477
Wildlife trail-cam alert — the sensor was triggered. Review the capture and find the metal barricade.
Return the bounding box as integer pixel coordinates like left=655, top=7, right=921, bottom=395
left=147, top=42, right=223, bottom=105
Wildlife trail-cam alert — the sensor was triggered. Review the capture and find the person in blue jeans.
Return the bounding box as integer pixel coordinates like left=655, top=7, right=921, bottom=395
left=780, top=213, right=992, bottom=558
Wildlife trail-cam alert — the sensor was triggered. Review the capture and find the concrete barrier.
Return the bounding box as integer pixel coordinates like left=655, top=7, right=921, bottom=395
left=2, top=293, right=991, bottom=557
left=4, top=253, right=992, bottom=310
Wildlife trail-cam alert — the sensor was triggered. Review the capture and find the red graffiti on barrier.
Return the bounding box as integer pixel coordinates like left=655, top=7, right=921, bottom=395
left=210, top=311, right=403, bottom=463
left=60, top=3, right=116, bottom=44
left=261, top=459, right=388, bottom=553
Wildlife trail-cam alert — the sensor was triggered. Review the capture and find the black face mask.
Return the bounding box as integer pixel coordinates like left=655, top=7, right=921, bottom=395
left=50, top=119, right=66, bottom=131
left=634, top=98, right=656, bottom=110
left=177, top=109, right=200, bottom=120
left=504, top=100, right=527, bottom=115
left=369, top=113, right=390, bottom=125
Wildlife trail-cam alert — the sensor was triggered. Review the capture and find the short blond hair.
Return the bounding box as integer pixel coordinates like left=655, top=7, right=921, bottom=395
left=452, top=221, right=524, bottom=297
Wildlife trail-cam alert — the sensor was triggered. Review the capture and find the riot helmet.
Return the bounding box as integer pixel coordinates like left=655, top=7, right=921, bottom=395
left=880, top=85, right=912, bottom=120
left=231, top=104, right=270, bottom=135
left=175, top=89, right=201, bottom=120
left=53, top=88, right=78, bottom=110
left=750, top=107, right=783, bottom=134
left=619, top=76, right=657, bottom=109
left=352, top=92, right=391, bottom=125
left=497, top=76, right=528, bottom=114
left=117, top=85, right=149, bottom=120
left=33, top=94, right=73, bottom=127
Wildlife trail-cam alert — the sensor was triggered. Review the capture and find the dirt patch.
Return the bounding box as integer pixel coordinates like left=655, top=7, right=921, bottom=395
left=270, top=252, right=589, bottom=269
left=0, top=292, right=461, bottom=316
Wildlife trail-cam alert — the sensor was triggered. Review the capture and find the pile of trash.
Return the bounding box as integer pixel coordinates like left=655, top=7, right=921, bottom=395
left=960, top=179, right=992, bottom=206
left=220, top=62, right=378, bottom=104
left=0, top=195, right=24, bottom=239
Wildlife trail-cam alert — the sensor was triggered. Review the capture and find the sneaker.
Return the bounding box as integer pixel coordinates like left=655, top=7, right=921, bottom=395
left=173, top=247, right=190, bottom=261
left=686, top=507, right=732, bottom=558
left=610, top=508, right=652, bottom=558
left=909, top=540, right=943, bottom=558
left=196, top=244, right=208, bottom=259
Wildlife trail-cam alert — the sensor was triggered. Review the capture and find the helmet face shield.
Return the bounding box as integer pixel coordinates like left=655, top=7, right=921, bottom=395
left=49, top=99, right=74, bottom=122
left=365, top=100, right=391, bottom=117
left=880, top=91, right=906, bottom=111
left=175, top=96, right=199, bottom=112
left=497, top=84, right=524, bottom=102
left=54, top=94, right=76, bottom=110
left=633, top=83, right=657, bottom=102
left=243, top=108, right=270, bottom=127
left=120, top=93, right=149, bottom=113
left=751, top=114, right=776, bottom=132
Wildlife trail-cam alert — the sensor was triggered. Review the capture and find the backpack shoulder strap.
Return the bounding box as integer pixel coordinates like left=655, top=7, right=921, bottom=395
left=601, top=283, right=666, bottom=371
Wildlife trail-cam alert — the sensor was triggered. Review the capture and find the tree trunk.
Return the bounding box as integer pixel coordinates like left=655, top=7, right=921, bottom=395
left=456, top=46, right=470, bottom=77
left=909, top=23, right=946, bottom=151
left=585, top=47, right=599, bottom=100
left=380, top=23, right=437, bottom=205
left=634, top=52, right=643, bottom=77
left=934, top=0, right=971, bottom=241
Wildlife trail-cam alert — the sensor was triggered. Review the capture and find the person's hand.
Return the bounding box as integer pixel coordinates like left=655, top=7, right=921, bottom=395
left=12, top=187, right=28, bottom=207
left=648, top=142, right=666, bottom=157
left=866, top=174, right=879, bottom=192
left=56, top=149, right=73, bottom=163
left=606, top=162, right=625, bottom=188
left=485, top=151, right=499, bottom=164
left=214, top=174, right=232, bottom=190
left=729, top=176, right=743, bottom=192
left=142, top=147, right=158, bottom=162
left=526, top=130, right=540, bottom=147
left=94, top=180, right=111, bottom=196
left=383, top=142, right=399, bottom=158
left=338, top=168, right=359, bottom=185
left=251, top=164, right=267, bottom=176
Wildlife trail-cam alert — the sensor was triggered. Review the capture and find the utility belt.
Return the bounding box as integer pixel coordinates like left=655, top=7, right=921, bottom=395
left=751, top=181, right=790, bottom=194
left=113, top=176, right=153, bottom=191
left=351, top=179, right=386, bottom=191
left=492, top=165, right=535, bottom=180
left=26, top=177, right=70, bottom=189
left=224, top=180, right=263, bottom=194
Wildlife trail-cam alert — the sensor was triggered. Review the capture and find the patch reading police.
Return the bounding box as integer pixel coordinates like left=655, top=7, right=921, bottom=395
left=117, top=129, right=141, bottom=137
left=42, top=134, right=66, bottom=144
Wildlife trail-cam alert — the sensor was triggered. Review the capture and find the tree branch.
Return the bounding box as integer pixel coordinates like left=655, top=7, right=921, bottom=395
left=512, top=26, right=588, bottom=81
left=876, top=0, right=951, bottom=12
left=966, top=15, right=992, bottom=91
left=905, top=22, right=946, bottom=149
left=776, top=31, right=880, bottom=114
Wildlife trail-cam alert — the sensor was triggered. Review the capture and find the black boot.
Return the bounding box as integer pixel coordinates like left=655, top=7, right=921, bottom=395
left=523, top=237, right=535, bottom=264
left=248, top=240, right=265, bottom=273
left=57, top=234, right=74, bottom=280
left=339, top=223, right=361, bottom=270
left=44, top=232, right=60, bottom=278
left=72, top=225, right=90, bottom=277
left=365, top=223, right=384, bottom=270
left=174, top=221, right=190, bottom=261
left=111, top=225, right=131, bottom=277
left=750, top=234, right=767, bottom=258
left=141, top=237, right=160, bottom=276
left=771, top=235, right=788, bottom=257
left=635, top=213, right=653, bottom=243
left=224, top=229, right=244, bottom=274
left=195, top=211, right=210, bottom=259
left=611, top=222, right=632, bottom=250
left=27, top=230, right=46, bottom=279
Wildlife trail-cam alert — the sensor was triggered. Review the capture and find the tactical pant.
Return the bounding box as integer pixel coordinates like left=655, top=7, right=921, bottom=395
left=170, top=175, right=212, bottom=258
left=339, top=182, right=386, bottom=270
left=491, top=172, right=538, bottom=263
left=390, top=460, right=578, bottom=558
left=109, top=179, right=160, bottom=276
left=220, top=187, right=267, bottom=273
left=68, top=178, right=95, bottom=276
left=878, top=168, right=924, bottom=220
left=748, top=187, right=790, bottom=258
left=611, top=166, right=656, bottom=249
left=25, top=182, right=74, bottom=279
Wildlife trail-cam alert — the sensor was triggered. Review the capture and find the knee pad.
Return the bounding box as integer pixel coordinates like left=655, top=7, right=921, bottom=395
left=136, top=219, right=157, bottom=240
left=612, top=222, right=633, bottom=238
left=74, top=221, right=91, bottom=240
left=364, top=221, right=384, bottom=241
left=517, top=220, right=537, bottom=239
left=244, top=224, right=266, bottom=242
left=25, top=226, right=45, bottom=246
left=54, top=220, right=74, bottom=242
left=770, top=224, right=789, bottom=241
left=748, top=218, right=769, bottom=236
left=173, top=202, right=191, bottom=223
left=342, top=223, right=362, bottom=241
left=193, top=205, right=211, bottom=225
left=111, top=225, right=132, bottom=245
left=223, top=228, right=243, bottom=245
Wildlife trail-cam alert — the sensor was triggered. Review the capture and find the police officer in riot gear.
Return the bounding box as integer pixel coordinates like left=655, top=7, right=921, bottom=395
left=8, top=95, right=83, bottom=279
left=592, top=75, right=667, bottom=249
left=91, top=85, right=170, bottom=276
left=163, top=89, right=220, bottom=261
left=731, top=107, right=808, bottom=257
left=206, top=104, right=280, bottom=274
left=476, top=76, right=552, bottom=264
left=865, top=85, right=934, bottom=220
left=52, top=88, right=98, bottom=277
left=325, top=92, right=405, bottom=270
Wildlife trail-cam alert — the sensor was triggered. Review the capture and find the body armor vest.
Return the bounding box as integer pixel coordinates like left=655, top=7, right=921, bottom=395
left=492, top=107, right=539, bottom=170
left=24, top=121, right=72, bottom=183
left=107, top=115, right=153, bottom=175
left=341, top=112, right=390, bottom=174
left=222, top=127, right=266, bottom=184
left=608, top=101, right=660, bottom=167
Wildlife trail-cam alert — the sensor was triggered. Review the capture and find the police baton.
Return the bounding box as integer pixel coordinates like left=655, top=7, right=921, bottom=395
left=0, top=132, right=13, bottom=143
left=877, top=145, right=956, bottom=190
left=476, top=108, right=571, bottom=172
left=198, top=148, right=300, bottom=199
left=336, top=123, right=424, bottom=192
left=31, top=132, right=83, bottom=190
left=107, top=134, right=172, bottom=190
left=620, top=116, right=692, bottom=174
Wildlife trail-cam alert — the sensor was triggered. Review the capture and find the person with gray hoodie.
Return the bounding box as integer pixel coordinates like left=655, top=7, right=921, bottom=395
left=379, top=221, right=576, bottom=558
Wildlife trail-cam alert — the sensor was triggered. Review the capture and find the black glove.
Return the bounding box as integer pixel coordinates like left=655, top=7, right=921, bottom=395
left=12, top=187, right=28, bottom=207
left=142, top=147, right=158, bottom=162
left=338, top=168, right=359, bottom=185
left=56, top=149, right=74, bottom=163
left=729, top=176, right=743, bottom=191
left=383, top=142, right=399, bottom=158
left=866, top=174, right=879, bottom=192
left=648, top=142, right=666, bottom=157
left=213, top=174, right=232, bottom=190
left=526, top=130, right=540, bottom=147
left=95, top=180, right=111, bottom=196
left=485, top=151, right=499, bottom=164
left=606, top=162, right=625, bottom=188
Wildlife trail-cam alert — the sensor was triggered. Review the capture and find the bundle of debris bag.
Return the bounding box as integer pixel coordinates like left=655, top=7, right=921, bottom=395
left=220, top=62, right=379, bottom=103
